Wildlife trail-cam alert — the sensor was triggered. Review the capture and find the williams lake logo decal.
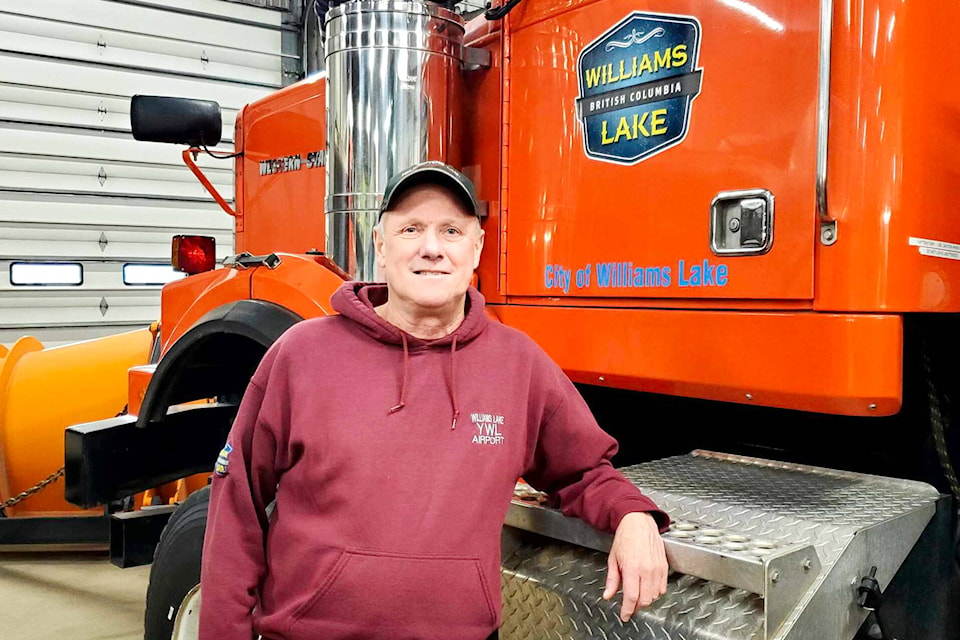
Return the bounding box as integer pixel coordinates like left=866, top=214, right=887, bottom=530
left=576, top=12, right=703, bottom=165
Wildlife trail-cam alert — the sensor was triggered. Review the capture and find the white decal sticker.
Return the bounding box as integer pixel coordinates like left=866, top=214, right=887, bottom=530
left=909, top=237, right=960, bottom=261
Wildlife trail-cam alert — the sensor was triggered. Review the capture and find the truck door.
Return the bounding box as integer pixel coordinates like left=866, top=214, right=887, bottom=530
left=505, top=0, right=819, bottom=302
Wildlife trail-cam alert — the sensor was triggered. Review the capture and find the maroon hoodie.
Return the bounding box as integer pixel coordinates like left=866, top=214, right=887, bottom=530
left=200, top=283, right=667, bottom=640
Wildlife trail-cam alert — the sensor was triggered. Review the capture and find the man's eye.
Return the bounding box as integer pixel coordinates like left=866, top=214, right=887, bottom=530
left=444, top=227, right=462, bottom=236
left=401, top=226, right=418, bottom=234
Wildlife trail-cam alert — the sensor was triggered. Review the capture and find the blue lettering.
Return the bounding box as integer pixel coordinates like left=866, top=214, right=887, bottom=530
left=591, top=262, right=675, bottom=287
left=644, top=267, right=662, bottom=287
left=544, top=265, right=572, bottom=293
left=689, top=263, right=702, bottom=286
left=702, top=260, right=715, bottom=286
left=679, top=259, right=727, bottom=287
left=596, top=262, right=612, bottom=287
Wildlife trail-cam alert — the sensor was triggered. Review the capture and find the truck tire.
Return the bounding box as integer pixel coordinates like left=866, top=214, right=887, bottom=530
left=144, top=486, right=210, bottom=640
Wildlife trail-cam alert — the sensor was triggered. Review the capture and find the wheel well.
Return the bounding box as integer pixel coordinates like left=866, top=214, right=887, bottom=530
left=139, top=300, right=301, bottom=427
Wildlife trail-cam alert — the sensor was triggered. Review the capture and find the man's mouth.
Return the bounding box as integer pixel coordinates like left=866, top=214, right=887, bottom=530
left=414, top=270, right=448, bottom=276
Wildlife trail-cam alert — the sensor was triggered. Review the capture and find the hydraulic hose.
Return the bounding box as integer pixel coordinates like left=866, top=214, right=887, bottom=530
left=921, top=336, right=960, bottom=502
left=486, top=0, right=524, bottom=20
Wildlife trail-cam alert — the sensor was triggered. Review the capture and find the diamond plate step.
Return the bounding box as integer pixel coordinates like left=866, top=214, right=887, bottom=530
left=501, top=450, right=938, bottom=640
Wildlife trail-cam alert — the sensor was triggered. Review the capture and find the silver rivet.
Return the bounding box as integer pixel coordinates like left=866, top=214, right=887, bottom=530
left=745, top=393, right=753, bottom=400
left=599, top=376, right=605, bottom=382
left=771, top=571, right=780, bottom=583
left=728, top=218, right=741, bottom=233
left=802, top=559, right=812, bottom=571
left=868, top=403, right=877, bottom=411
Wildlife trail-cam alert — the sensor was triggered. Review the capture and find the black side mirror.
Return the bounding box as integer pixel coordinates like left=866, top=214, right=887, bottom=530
left=131, top=95, right=222, bottom=146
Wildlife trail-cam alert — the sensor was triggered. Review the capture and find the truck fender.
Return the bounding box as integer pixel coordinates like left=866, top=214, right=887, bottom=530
left=138, top=300, right=301, bottom=428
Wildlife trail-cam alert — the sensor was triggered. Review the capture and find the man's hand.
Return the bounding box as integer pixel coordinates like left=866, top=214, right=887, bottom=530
left=602, top=511, right=668, bottom=621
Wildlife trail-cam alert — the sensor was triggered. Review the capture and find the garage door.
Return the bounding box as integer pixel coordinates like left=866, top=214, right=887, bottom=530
left=0, top=0, right=301, bottom=347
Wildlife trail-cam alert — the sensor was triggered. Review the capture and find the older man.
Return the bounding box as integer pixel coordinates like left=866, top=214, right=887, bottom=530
left=200, top=162, right=669, bottom=640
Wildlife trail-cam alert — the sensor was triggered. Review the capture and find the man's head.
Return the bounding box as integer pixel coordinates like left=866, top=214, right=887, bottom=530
left=374, top=162, right=484, bottom=319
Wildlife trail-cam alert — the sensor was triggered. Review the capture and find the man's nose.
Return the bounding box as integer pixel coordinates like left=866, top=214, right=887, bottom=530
left=419, top=228, right=444, bottom=258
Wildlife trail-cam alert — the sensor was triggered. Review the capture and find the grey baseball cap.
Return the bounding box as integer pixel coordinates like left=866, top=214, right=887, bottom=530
left=379, top=161, right=481, bottom=220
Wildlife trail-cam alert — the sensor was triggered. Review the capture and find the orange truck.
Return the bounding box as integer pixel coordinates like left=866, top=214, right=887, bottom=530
left=4, top=0, right=958, bottom=638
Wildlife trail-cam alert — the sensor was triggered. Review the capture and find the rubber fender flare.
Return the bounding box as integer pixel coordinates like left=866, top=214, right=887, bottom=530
left=138, top=300, right=301, bottom=428
left=143, top=485, right=209, bottom=640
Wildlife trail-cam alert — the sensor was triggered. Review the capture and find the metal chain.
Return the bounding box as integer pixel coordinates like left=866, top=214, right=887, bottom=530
left=0, top=467, right=65, bottom=511
left=0, top=406, right=124, bottom=513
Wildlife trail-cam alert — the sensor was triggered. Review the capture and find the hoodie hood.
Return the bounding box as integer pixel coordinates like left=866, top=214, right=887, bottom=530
left=330, top=282, right=489, bottom=349
left=330, top=282, right=490, bottom=429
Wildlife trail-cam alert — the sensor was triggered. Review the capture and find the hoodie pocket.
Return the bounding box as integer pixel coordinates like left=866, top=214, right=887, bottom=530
left=288, top=548, right=496, bottom=637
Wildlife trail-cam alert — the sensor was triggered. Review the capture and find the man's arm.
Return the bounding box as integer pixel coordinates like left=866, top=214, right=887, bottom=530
left=522, top=364, right=669, bottom=619
left=199, top=375, right=286, bottom=640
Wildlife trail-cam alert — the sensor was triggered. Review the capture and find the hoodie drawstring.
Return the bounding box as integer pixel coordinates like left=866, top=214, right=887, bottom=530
left=389, top=332, right=409, bottom=414
left=388, top=332, right=460, bottom=431
left=449, top=335, right=459, bottom=430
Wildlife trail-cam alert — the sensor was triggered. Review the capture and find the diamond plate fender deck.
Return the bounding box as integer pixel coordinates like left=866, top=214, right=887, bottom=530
left=500, top=451, right=939, bottom=640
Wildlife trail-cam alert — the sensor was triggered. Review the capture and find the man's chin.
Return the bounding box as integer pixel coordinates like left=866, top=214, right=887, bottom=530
left=404, top=289, right=467, bottom=310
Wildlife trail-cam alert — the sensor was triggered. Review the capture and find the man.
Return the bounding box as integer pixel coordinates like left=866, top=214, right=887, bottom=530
left=200, top=162, right=669, bottom=640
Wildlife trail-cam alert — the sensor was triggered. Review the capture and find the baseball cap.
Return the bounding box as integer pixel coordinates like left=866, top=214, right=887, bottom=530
left=379, top=161, right=482, bottom=220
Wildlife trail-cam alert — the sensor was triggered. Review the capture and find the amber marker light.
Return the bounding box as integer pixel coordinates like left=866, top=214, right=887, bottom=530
left=172, top=235, right=216, bottom=274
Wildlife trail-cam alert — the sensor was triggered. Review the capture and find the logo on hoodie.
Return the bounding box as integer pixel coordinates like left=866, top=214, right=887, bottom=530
left=470, top=412, right=505, bottom=446
left=215, top=443, right=232, bottom=476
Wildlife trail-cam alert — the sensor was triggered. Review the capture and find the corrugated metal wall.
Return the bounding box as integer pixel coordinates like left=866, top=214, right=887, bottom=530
left=0, top=0, right=301, bottom=347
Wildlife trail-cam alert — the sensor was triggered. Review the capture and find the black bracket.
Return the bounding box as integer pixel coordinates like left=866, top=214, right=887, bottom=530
left=858, top=566, right=893, bottom=640
left=223, top=252, right=282, bottom=270
left=65, top=403, right=236, bottom=509
left=110, top=506, right=176, bottom=568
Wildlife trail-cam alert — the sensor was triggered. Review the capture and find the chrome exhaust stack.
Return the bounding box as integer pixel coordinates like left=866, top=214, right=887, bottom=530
left=324, top=1, right=465, bottom=281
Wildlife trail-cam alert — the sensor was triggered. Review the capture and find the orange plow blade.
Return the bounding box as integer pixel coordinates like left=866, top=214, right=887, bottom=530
left=0, top=329, right=153, bottom=518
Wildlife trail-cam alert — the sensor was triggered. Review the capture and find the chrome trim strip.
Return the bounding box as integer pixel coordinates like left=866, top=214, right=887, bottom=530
left=816, top=0, right=833, bottom=224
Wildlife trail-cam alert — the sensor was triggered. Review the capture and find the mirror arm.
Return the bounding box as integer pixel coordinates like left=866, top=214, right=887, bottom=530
left=183, top=148, right=237, bottom=218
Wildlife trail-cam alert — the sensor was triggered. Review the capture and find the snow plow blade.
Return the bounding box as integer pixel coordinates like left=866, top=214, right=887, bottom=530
left=0, top=329, right=153, bottom=518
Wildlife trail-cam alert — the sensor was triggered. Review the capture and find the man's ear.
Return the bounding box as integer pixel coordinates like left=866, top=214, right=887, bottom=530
left=374, top=223, right=386, bottom=268
left=473, top=227, right=485, bottom=270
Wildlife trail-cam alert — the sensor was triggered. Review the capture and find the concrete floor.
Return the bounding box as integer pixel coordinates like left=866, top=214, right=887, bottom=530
left=0, top=550, right=151, bottom=640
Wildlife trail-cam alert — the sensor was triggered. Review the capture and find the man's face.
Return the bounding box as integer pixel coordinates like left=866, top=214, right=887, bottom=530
left=375, top=183, right=484, bottom=314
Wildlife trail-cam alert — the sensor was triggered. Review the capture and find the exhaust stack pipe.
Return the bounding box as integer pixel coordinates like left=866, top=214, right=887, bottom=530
left=324, top=1, right=465, bottom=281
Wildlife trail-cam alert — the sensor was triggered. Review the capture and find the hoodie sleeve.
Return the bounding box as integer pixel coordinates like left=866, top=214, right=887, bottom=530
left=522, top=363, right=670, bottom=534
left=199, top=353, right=291, bottom=640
